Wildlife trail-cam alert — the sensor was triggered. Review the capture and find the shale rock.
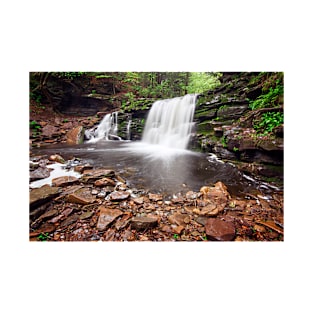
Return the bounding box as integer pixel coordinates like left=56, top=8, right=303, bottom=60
left=67, top=187, right=96, bottom=204
left=205, top=219, right=236, bottom=241
left=52, top=176, right=79, bottom=187
left=130, top=216, right=159, bottom=231
left=97, top=206, right=123, bottom=231
left=109, top=191, right=130, bottom=201
left=30, top=185, right=61, bottom=209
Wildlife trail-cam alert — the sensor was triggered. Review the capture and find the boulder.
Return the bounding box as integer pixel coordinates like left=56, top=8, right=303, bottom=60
left=66, top=126, right=84, bottom=144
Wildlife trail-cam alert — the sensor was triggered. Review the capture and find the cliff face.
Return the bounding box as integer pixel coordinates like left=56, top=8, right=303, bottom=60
left=191, top=72, right=283, bottom=184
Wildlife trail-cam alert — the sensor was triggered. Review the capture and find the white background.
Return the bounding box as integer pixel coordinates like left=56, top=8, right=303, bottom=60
left=0, top=1, right=312, bottom=312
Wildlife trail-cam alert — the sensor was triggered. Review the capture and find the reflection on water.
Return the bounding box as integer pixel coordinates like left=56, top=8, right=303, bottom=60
left=31, top=140, right=274, bottom=197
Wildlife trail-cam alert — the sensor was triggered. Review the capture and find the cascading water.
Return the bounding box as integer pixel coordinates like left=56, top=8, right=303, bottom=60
left=87, top=111, right=121, bottom=142
left=142, top=94, right=197, bottom=149
left=126, top=118, right=132, bottom=140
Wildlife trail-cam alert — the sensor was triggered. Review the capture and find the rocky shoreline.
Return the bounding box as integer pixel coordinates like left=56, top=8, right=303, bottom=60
left=29, top=153, right=283, bottom=241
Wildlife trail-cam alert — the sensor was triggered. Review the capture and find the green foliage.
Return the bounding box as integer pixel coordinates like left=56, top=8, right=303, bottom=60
left=56, top=72, right=84, bottom=79
left=249, top=74, right=283, bottom=110
left=186, top=72, right=221, bottom=94
left=253, top=111, right=284, bottom=134
left=30, top=91, right=42, bottom=103
left=37, top=232, right=49, bottom=241
left=221, top=135, right=228, bottom=148
left=95, top=74, right=113, bottom=79
left=29, top=120, right=41, bottom=130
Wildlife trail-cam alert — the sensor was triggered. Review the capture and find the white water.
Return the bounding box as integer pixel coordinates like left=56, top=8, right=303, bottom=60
left=126, top=119, right=132, bottom=140
left=87, top=111, right=121, bottom=143
left=30, top=163, right=81, bottom=188
left=142, top=94, right=197, bottom=149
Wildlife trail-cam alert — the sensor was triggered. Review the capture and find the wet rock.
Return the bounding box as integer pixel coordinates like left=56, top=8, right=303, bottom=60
left=74, top=164, right=93, bottom=173
left=199, top=182, right=230, bottom=213
left=133, top=197, right=144, bottom=205
left=29, top=224, right=56, bottom=238
left=205, top=219, right=236, bottom=241
left=130, top=216, right=159, bottom=231
left=94, top=177, right=116, bottom=187
left=52, top=176, right=79, bottom=187
left=67, top=187, right=96, bottom=205
left=97, top=191, right=107, bottom=198
left=149, top=193, right=163, bottom=202
left=109, top=191, right=130, bottom=201
left=172, top=225, right=185, bottom=235
left=80, top=211, right=94, bottom=220
left=115, top=212, right=132, bottom=230
left=82, top=168, right=115, bottom=183
left=171, top=195, right=185, bottom=204
left=66, top=126, right=84, bottom=144
left=122, top=230, right=136, bottom=241
left=193, top=204, right=219, bottom=216
left=104, top=229, right=116, bottom=241
left=41, top=125, right=59, bottom=138
left=168, top=213, right=189, bottom=226
left=29, top=166, right=51, bottom=181
left=60, top=214, right=80, bottom=227
left=195, top=216, right=209, bottom=226
left=30, top=185, right=61, bottom=209
left=185, top=191, right=198, bottom=200
left=49, top=154, right=65, bottom=164
left=38, top=209, right=59, bottom=221
left=97, top=206, right=123, bottom=231
left=161, top=225, right=172, bottom=233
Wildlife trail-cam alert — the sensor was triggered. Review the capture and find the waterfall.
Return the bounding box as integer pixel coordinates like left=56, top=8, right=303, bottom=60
left=87, top=111, right=121, bottom=142
left=142, top=94, right=197, bottom=149
left=126, top=118, right=132, bottom=140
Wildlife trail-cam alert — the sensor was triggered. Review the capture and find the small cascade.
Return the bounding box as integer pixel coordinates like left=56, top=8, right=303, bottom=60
left=87, top=111, right=121, bottom=142
left=142, top=94, right=197, bottom=149
left=126, top=118, right=132, bottom=140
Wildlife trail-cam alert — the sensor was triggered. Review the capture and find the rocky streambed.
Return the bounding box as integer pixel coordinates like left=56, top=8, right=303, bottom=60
left=29, top=153, right=284, bottom=242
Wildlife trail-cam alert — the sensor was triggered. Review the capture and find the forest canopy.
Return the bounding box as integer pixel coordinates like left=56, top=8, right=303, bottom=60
left=30, top=71, right=222, bottom=104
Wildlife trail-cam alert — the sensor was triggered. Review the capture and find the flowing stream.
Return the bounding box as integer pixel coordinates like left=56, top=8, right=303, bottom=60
left=31, top=94, right=277, bottom=197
